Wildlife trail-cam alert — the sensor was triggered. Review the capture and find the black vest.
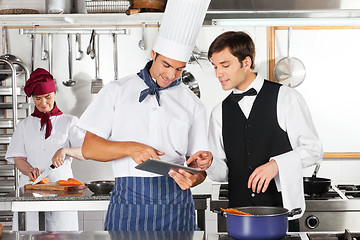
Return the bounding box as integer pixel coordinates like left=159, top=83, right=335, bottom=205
left=222, top=80, right=292, bottom=208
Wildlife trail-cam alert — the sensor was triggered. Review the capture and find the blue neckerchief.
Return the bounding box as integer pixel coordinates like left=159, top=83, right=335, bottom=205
left=137, top=61, right=181, bottom=106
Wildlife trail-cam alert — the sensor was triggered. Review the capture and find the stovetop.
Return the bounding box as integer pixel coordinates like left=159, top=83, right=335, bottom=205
left=215, top=184, right=360, bottom=202
left=307, top=229, right=360, bottom=239
left=208, top=233, right=303, bottom=240
left=218, top=234, right=301, bottom=240
left=209, top=231, right=360, bottom=240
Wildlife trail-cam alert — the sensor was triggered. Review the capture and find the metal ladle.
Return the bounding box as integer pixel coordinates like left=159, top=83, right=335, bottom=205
left=62, top=34, right=76, bottom=87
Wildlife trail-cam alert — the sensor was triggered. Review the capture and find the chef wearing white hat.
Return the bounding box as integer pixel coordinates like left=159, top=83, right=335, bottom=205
left=77, top=0, right=211, bottom=231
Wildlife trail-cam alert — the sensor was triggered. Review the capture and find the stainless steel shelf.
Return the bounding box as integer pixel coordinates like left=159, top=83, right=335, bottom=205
left=0, top=165, right=15, bottom=177
left=0, top=134, right=12, bottom=145
left=0, top=119, right=14, bottom=128
left=0, top=102, right=29, bottom=109
left=0, top=13, right=164, bottom=27
left=2, top=11, right=360, bottom=27
left=0, top=150, right=6, bottom=159
left=0, top=86, right=23, bottom=96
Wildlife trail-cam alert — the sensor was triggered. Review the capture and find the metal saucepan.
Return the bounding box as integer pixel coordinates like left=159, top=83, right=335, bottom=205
left=216, top=206, right=302, bottom=240
left=303, top=164, right=331, bottom=196
left=0, top=28, right=25, bottom=81
left=273, top=27, right=306, bottom=88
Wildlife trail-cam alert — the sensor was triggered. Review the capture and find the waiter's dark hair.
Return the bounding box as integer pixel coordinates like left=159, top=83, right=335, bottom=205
left=208, top=31, right=255, bottom=70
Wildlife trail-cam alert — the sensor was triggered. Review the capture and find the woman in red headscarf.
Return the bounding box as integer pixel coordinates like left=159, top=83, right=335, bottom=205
left=5, top=68, right=85, bottom=231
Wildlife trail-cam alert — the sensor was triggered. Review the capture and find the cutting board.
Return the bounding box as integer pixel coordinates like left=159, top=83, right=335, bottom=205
left=24, top=183, right=86, bottom=191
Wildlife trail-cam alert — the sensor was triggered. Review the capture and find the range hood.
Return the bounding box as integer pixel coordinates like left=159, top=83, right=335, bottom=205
left=204, top=0, right=360, bottom=26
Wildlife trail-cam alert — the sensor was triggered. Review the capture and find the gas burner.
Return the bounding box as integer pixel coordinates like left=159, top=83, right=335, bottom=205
left=304, top=191, right=341, bottom=200
left=336, top=185, right=360, bottom=198
left=308, top=229, right=360, bottom=239
left=336, top=184, right=360, bottom=191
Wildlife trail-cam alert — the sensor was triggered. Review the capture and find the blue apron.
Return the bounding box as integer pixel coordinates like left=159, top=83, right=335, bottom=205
left=104, top=176, right=198, bottom=231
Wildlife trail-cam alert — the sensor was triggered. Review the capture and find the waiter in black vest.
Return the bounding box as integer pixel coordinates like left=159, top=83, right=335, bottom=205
left=187, top=31, right=323, bottom=231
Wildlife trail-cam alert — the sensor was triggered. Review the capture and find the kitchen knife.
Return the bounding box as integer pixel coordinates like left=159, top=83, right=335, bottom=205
left=32, top=164, right=55, bottom=185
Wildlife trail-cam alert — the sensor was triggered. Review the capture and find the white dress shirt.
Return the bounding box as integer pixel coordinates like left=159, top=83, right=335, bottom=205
left=77, top=73, right=209, bottom=178
left=206, top=73, right=323, bottom=218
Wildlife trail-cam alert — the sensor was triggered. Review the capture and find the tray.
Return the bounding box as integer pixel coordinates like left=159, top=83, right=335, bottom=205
left=135, top=158, right=200, bottom=176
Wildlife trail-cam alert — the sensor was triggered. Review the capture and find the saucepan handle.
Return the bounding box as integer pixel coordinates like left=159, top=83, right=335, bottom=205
left=213, top=208, right=227, bottom=217
left=287, top=208, right=302, bottom=217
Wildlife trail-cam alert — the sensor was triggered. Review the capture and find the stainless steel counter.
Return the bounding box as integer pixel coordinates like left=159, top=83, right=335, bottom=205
left=0, top=231, right=205, bottom=240
left=0, top=188, right=208, bottom=231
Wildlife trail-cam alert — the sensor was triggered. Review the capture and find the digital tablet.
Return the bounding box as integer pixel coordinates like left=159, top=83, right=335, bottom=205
left=135, top=158, right=200, bottom=176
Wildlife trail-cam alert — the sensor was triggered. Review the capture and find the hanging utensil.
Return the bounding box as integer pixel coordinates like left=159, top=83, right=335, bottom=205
left=273, top=27, right=306, bottom=88
left=75, top=33, right=83, bottom=60
left=30, top=34, right=35, bottom=72
left=138, top=22, right=146, bottom=50
left=86, top=30, right=96, bottom=59
left=112, top=33, right=118, bottom=80
left=0, top=27, right=24, bottom=81
left=41, top=33, right=48, bottom=60
left=48, top=34, right=53, bottom=74
left=181, top=70, right=200, bottom=98
left=91, top=34, right=103, bottom=94
left=62, top=34, right=76, bottom=87
left=48, top=33, right=58, bottom=88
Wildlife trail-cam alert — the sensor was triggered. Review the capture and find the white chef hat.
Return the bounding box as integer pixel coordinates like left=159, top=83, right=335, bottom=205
left=152, top=0, right=210, bottom=63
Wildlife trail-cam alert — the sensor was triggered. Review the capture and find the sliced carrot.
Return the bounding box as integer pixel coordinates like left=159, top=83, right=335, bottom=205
left=221, top=208, right=253, bottom=216
left=67, top=178, right=83, bottom=184
left=57, top=178, right=83, bottom=186
left=39, top=177, right=49, bottom=184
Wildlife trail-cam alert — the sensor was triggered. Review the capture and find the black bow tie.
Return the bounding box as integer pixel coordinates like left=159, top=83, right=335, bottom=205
left=231, top=88, right=257, bottom=102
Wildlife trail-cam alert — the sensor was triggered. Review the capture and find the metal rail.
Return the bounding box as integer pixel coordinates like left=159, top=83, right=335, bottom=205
left=0, top=57, right=30, bottom=191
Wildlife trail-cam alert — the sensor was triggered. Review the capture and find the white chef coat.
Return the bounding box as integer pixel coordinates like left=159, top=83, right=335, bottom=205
left=6, top=113, right=85, bottom=231
left=206, top=73, right=323, bottom=219
left=77, top=73, right=209, bottom=177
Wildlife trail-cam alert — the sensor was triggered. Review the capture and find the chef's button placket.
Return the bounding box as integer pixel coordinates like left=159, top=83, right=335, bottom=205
left=149, top=104, right=160, bottom=145
left=251, top=193, right=256, bottom=198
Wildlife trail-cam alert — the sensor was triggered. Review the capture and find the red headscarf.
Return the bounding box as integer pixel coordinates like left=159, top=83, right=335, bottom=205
left=24, top=68, right=56, bottom=97
left=32, top=103, right=63, bottom=139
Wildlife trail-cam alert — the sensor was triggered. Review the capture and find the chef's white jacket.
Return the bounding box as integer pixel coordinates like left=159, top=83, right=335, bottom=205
left=206, top=73, right=323, bottom=219
left=5, top=114, right=85, bottom=230
left=77, top=74, right=209, bottom=177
